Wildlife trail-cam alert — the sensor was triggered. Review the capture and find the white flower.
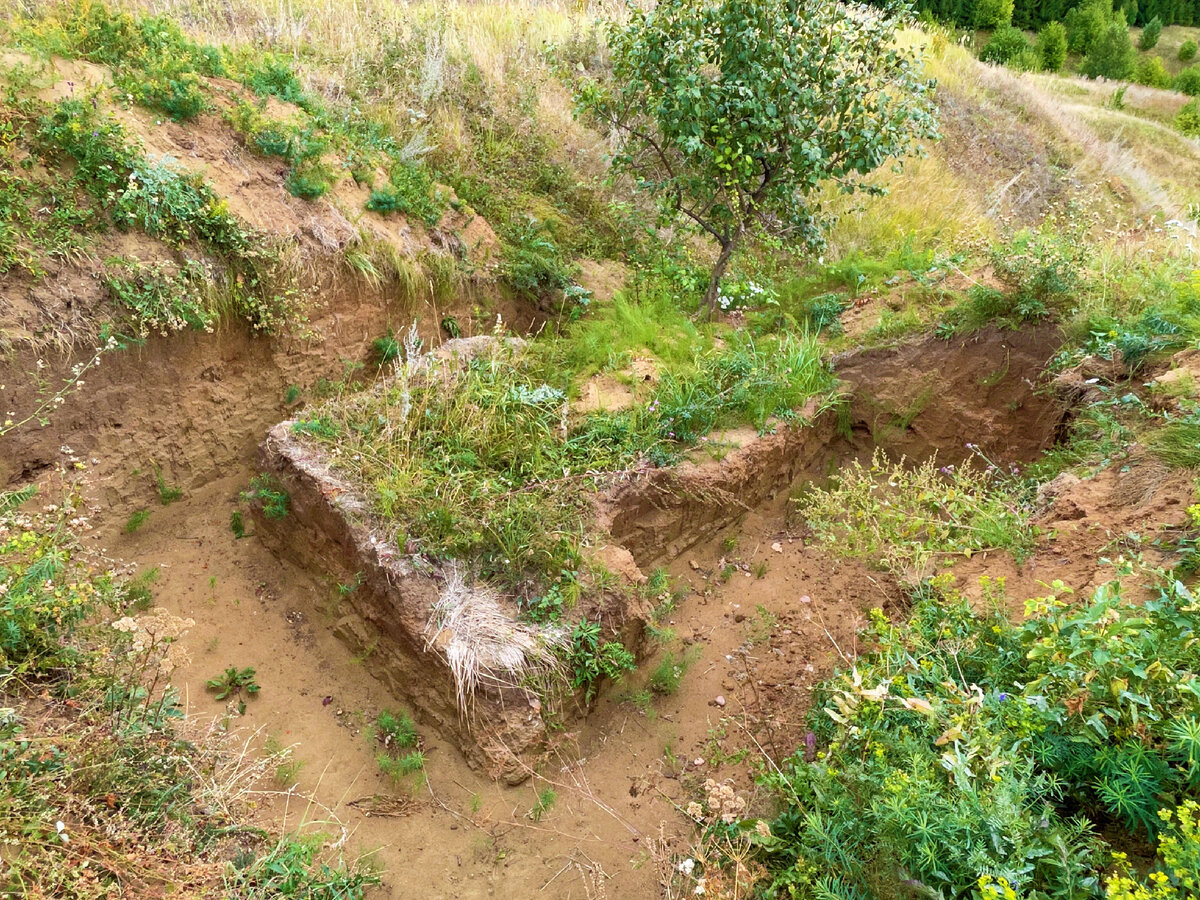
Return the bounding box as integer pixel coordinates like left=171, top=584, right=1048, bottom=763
left=677, top=858, right=695, bottom=876
left=56, top=821, right=69, bottom=843
left=694, top=878, right=706, bottom=895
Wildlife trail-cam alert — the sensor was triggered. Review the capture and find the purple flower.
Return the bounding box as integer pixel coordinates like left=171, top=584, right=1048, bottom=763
left=998, top=693, right=1008, bottom=702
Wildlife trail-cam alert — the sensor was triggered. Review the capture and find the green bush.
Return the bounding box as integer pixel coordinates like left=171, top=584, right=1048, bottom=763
left=1081, top=15, right=1137, bottom=81
left=0, top=486, right=105, bottom=675
left=1065, top=0, right=1114, bottom=54
left=1134, top=55, right=1173, bottom=87
left=752, top=576, right=1200, bottom=898
left=1037, top=21, right=1068, bottom=71
left=1175, top=66, right=1200, bottom=96
left=1178, top=99, right=1200, bottom=136
left=1138, top=15, right=1163, bottom=50
left=364, top=161, right=442, bottom=225
left=1181, top=39, right=1199, bottom=62
left=500, top=217, right=573, bottom=296
left=979, top=26, right=1032, bottom=65
left=975, top=0, right=1014, bottom=28
left=798, top=449, right=1034, bottom=585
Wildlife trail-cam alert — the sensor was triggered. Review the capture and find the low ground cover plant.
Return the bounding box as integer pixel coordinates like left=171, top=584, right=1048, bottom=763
left=0, top=480, right=375, bottom=895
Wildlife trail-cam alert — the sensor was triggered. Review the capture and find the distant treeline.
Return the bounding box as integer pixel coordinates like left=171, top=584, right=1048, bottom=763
left=897, top=0, right=1198, bottom=29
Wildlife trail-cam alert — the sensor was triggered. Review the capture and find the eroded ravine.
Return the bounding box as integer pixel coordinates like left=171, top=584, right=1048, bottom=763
left=4, top=317, right=1073, bottom=898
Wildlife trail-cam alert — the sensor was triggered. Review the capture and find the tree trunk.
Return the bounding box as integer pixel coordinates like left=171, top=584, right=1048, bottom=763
left=703, top=238, right=738, bottom=318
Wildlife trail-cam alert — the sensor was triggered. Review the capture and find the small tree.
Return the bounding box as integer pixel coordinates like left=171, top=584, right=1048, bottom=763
left=1176, top=66, right=1200, bottom=95
left=1037, top=22, right=1069, bottom=71
left=980, top=26, right=1032, bottom=65
left=1181, top=39, right=1198, bottom=62
left=1138, top=15, right=1163, bottom=50
left=1081, top=14, right=1137, bottom=80
left=1177, top=99, right=1200, bottom=137
left=577, top=0, right=937, bottom=315
left=1066, top=0, right=1115, bottom=55
left=1134, top=54, right=1171, bottom=86
left=975, top=0, right=1015, bottom=29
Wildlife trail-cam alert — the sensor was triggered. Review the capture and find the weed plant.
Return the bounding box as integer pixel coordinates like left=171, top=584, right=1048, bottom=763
left=799, top=448, right=1035, bottom=585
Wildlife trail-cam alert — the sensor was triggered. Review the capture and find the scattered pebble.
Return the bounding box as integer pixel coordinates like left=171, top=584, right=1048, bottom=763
left=715, top=695, right=726, bottom=707
left=770, top=541, right=783, bottom=553
left=693, top=758, right=704, bottom=767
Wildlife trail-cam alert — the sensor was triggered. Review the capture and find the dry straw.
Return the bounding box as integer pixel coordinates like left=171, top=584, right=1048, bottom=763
left=424, top=566, right=565, bottom=719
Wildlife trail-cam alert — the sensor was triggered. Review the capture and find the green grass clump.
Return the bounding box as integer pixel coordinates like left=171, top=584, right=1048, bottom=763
left=376, top=709, right=418, bottom=751
left=124, top=508, right=151, bottom=533
left=648, top=646, right=700, bottom=696
left=1149, top=421, right=1200, bottom=469
left=241, top=474, right=289, bottom=520
left=799, top=449, right=1035, bottom=585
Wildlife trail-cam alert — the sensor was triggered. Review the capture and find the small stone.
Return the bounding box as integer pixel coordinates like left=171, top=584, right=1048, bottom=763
left=715, top=695, right=726, bottom=707
left=799, top=595, right=811, bottom=604
left=689, top=559, right=700, bottom=571
left=693, top=758, right=704, bottom=767
left=771, top=541, right=783, bottom=553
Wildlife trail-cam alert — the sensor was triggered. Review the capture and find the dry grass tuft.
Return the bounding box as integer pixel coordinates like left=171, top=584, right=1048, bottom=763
left=425, top=566, right=566, bottom=719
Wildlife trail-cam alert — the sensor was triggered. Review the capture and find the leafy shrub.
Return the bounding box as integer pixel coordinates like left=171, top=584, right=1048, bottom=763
left=1037, top=21, right=1068, bottom=71
left=1175, top=66, right=1200, bottom=96
left=1138, top=16, right=1163, bottom=50
left=752, top=576, right=1200, bottom=898
left=979, top=26, right=1031, bottom=65
left=500, top=217, right=573, bottom=296
left=1177, top=99, right=1200, bottom=137
left=801, top=293, right=847, bottom=335
left=1010, top=46, right=1045, bottom=72
left=103, top=260, right=213, bottom=337
left=1081, top=15, right=1137, bottom=80
left=34, top=5, right=223, bottom=120
left=1181, top=39, right=1199, bottom=62
left=975, top=0, right=1014, bottom=28
left=284, top=162, right=333, bottom=199
left=243, top=54, right=306, bottom=105
left=1135, top=55, right=1173, bottom=88
left=0, top=485, right=105, bottom=675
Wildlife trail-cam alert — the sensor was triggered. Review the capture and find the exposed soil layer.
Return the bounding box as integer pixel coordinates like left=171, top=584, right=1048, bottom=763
left=243, top=326, right=1072, bottom=787
left=836, top=323, right=1067, bottom=463
left=0, top=282, right=543, bottom=505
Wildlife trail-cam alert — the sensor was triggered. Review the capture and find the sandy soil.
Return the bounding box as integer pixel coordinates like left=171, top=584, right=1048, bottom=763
left=90, top=458, right=901, bottom=898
